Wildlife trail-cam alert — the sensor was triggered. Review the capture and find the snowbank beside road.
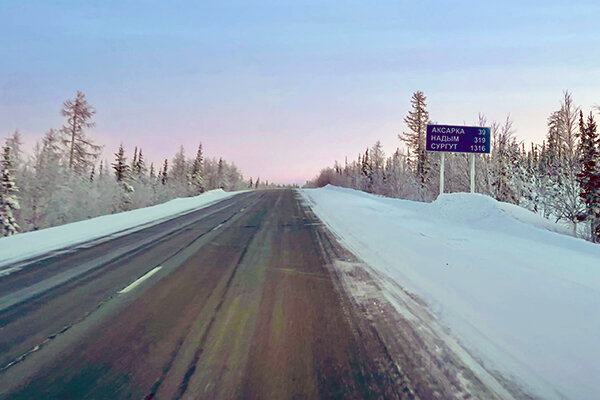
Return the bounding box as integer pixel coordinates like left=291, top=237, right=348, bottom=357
left=0, top=190, right=243, bottom=271
left=301, top=185, right=600, bottom=400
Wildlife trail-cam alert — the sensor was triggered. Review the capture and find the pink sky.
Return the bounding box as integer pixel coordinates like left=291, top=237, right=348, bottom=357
left=1, top=1, right=599, bottom=184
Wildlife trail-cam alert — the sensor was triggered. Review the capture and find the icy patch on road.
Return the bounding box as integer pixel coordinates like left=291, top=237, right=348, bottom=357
left=0, top=190, right=244, bottom=271
left=301, top=185, right=600, bottom=400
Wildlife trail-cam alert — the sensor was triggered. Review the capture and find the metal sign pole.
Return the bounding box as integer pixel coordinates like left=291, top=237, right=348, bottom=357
left=470, top=153, right=475, bottom=193
left=440, top=152, right=445, bottom=194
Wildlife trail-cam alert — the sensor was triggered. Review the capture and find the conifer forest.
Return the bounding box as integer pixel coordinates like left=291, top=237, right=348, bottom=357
left=306, top=91, right=600, bottom=243
left=0, top=91, right=255, bottom=235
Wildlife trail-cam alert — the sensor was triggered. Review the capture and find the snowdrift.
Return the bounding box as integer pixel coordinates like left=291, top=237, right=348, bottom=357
left=0, top=189, right=243, bottom=271
left=301, top=185, right=600, bottom=400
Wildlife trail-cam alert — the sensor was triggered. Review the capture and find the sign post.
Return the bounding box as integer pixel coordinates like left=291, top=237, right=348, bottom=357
left=426, top=124, right=491, bottom=195
left=440, top=152, right=445, bottom=194
left=470, top=153, right=475, bottom=193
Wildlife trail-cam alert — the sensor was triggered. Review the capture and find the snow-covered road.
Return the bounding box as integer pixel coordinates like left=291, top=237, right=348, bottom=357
left=301, top=185, right=600, bottom=400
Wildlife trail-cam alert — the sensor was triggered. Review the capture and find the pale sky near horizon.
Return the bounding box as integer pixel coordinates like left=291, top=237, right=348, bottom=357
left=1, top=1, right=599, bottom=184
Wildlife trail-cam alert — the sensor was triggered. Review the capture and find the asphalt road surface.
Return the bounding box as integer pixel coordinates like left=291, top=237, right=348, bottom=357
left=0, top=190, right=409, bottom=400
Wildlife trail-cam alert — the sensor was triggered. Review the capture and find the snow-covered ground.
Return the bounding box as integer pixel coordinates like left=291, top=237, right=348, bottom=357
left=301, top=185, right=600, bottom=400
left=0, top=189, right=243, bottom=273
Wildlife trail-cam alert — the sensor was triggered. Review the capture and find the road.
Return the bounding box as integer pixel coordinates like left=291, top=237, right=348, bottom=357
left=0, top=190, right=408, bottom=399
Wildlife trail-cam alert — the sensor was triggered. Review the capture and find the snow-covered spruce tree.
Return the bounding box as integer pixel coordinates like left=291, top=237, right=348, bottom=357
left=111, top=144, right=134, bottom=211
left=359, top=148, right=372, bottom=192
left=112, top=144, right=130, bottom=182
left=513, top=142, right=537, bottom=206
left=60, top=91, right=102, bottom=174
left=128, top=147, right=154, bottom=209
left=523, top=142, right=549, bottom=216
left=399, top=91, right=431, bottom=199
left=217, top=157, right=225, bottom=189
left=0, top=143, right=20, bottom=237
left=135, top=148, right=147, bottom=177
left=190, top=143, right=205, bottom=194
left=577, top=111, right=600, bottom=242
left=4, top=130, right=26, bottom=226
left=147, top=158, right=169, bottom=204
left=161, top=159, right=168, bottom=185
left=131, top=146, right=138, bottom=173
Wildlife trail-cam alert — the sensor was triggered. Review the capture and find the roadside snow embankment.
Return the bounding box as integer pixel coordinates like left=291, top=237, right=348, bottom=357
left=301, top=185, right=600, bottom=400
left=0, top=189, right=242, bottom=271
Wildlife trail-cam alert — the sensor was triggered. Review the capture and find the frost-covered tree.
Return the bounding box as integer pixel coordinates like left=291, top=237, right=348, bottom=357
left=6, top=130, right=23, bottom=168
left=22, top=129, right=64, bottom=230
left=360, top=148, right=373, bottom=192
left=491, top=116, right=520, bottom=203
left=546, top=111, right=563, bottom=164
left=112, top=144, right=130, bottom=182
left=131, top=147, right=146, bottom=178
left=0, top=94, right=247, bottom=234
left=137, top=148, right=147, bottom=175
left=577, top=111, right=600, bottom=242
left=539, top=93, right=585, bottom=231
left=224, top=161, right=243, bottom=190
left=127, top=147, right=153, bottom=209
left=524, top=94, right=579, bottom=218
left=131, top=147, right=138, bottom=172
left=400, top=91, right=430, bottom=190
left=60, top=91, right=102, bottom=173
left=190, top=143, right=205, bottom=194
left=382, top=148, right=415, bottom=198
left=0, top=143, right=20, bottom=236
left=161, top=159, right=168, bottom=185
left=306, top=93, right=600, bottom=243
left=558, top=91, right=580, bottom=163
left=170, top=146, right=187, bottom=183
left=217, top=157, right=225, bottom=189
left=166, top=145, right=190, bottom=196
left=370, top=141, right=386, bottom=192
left=110, top=145, right=134, bottom=211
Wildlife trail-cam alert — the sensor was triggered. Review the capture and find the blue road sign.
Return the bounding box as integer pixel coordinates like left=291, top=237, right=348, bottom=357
left=426, top=124, right=491, bottom=154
